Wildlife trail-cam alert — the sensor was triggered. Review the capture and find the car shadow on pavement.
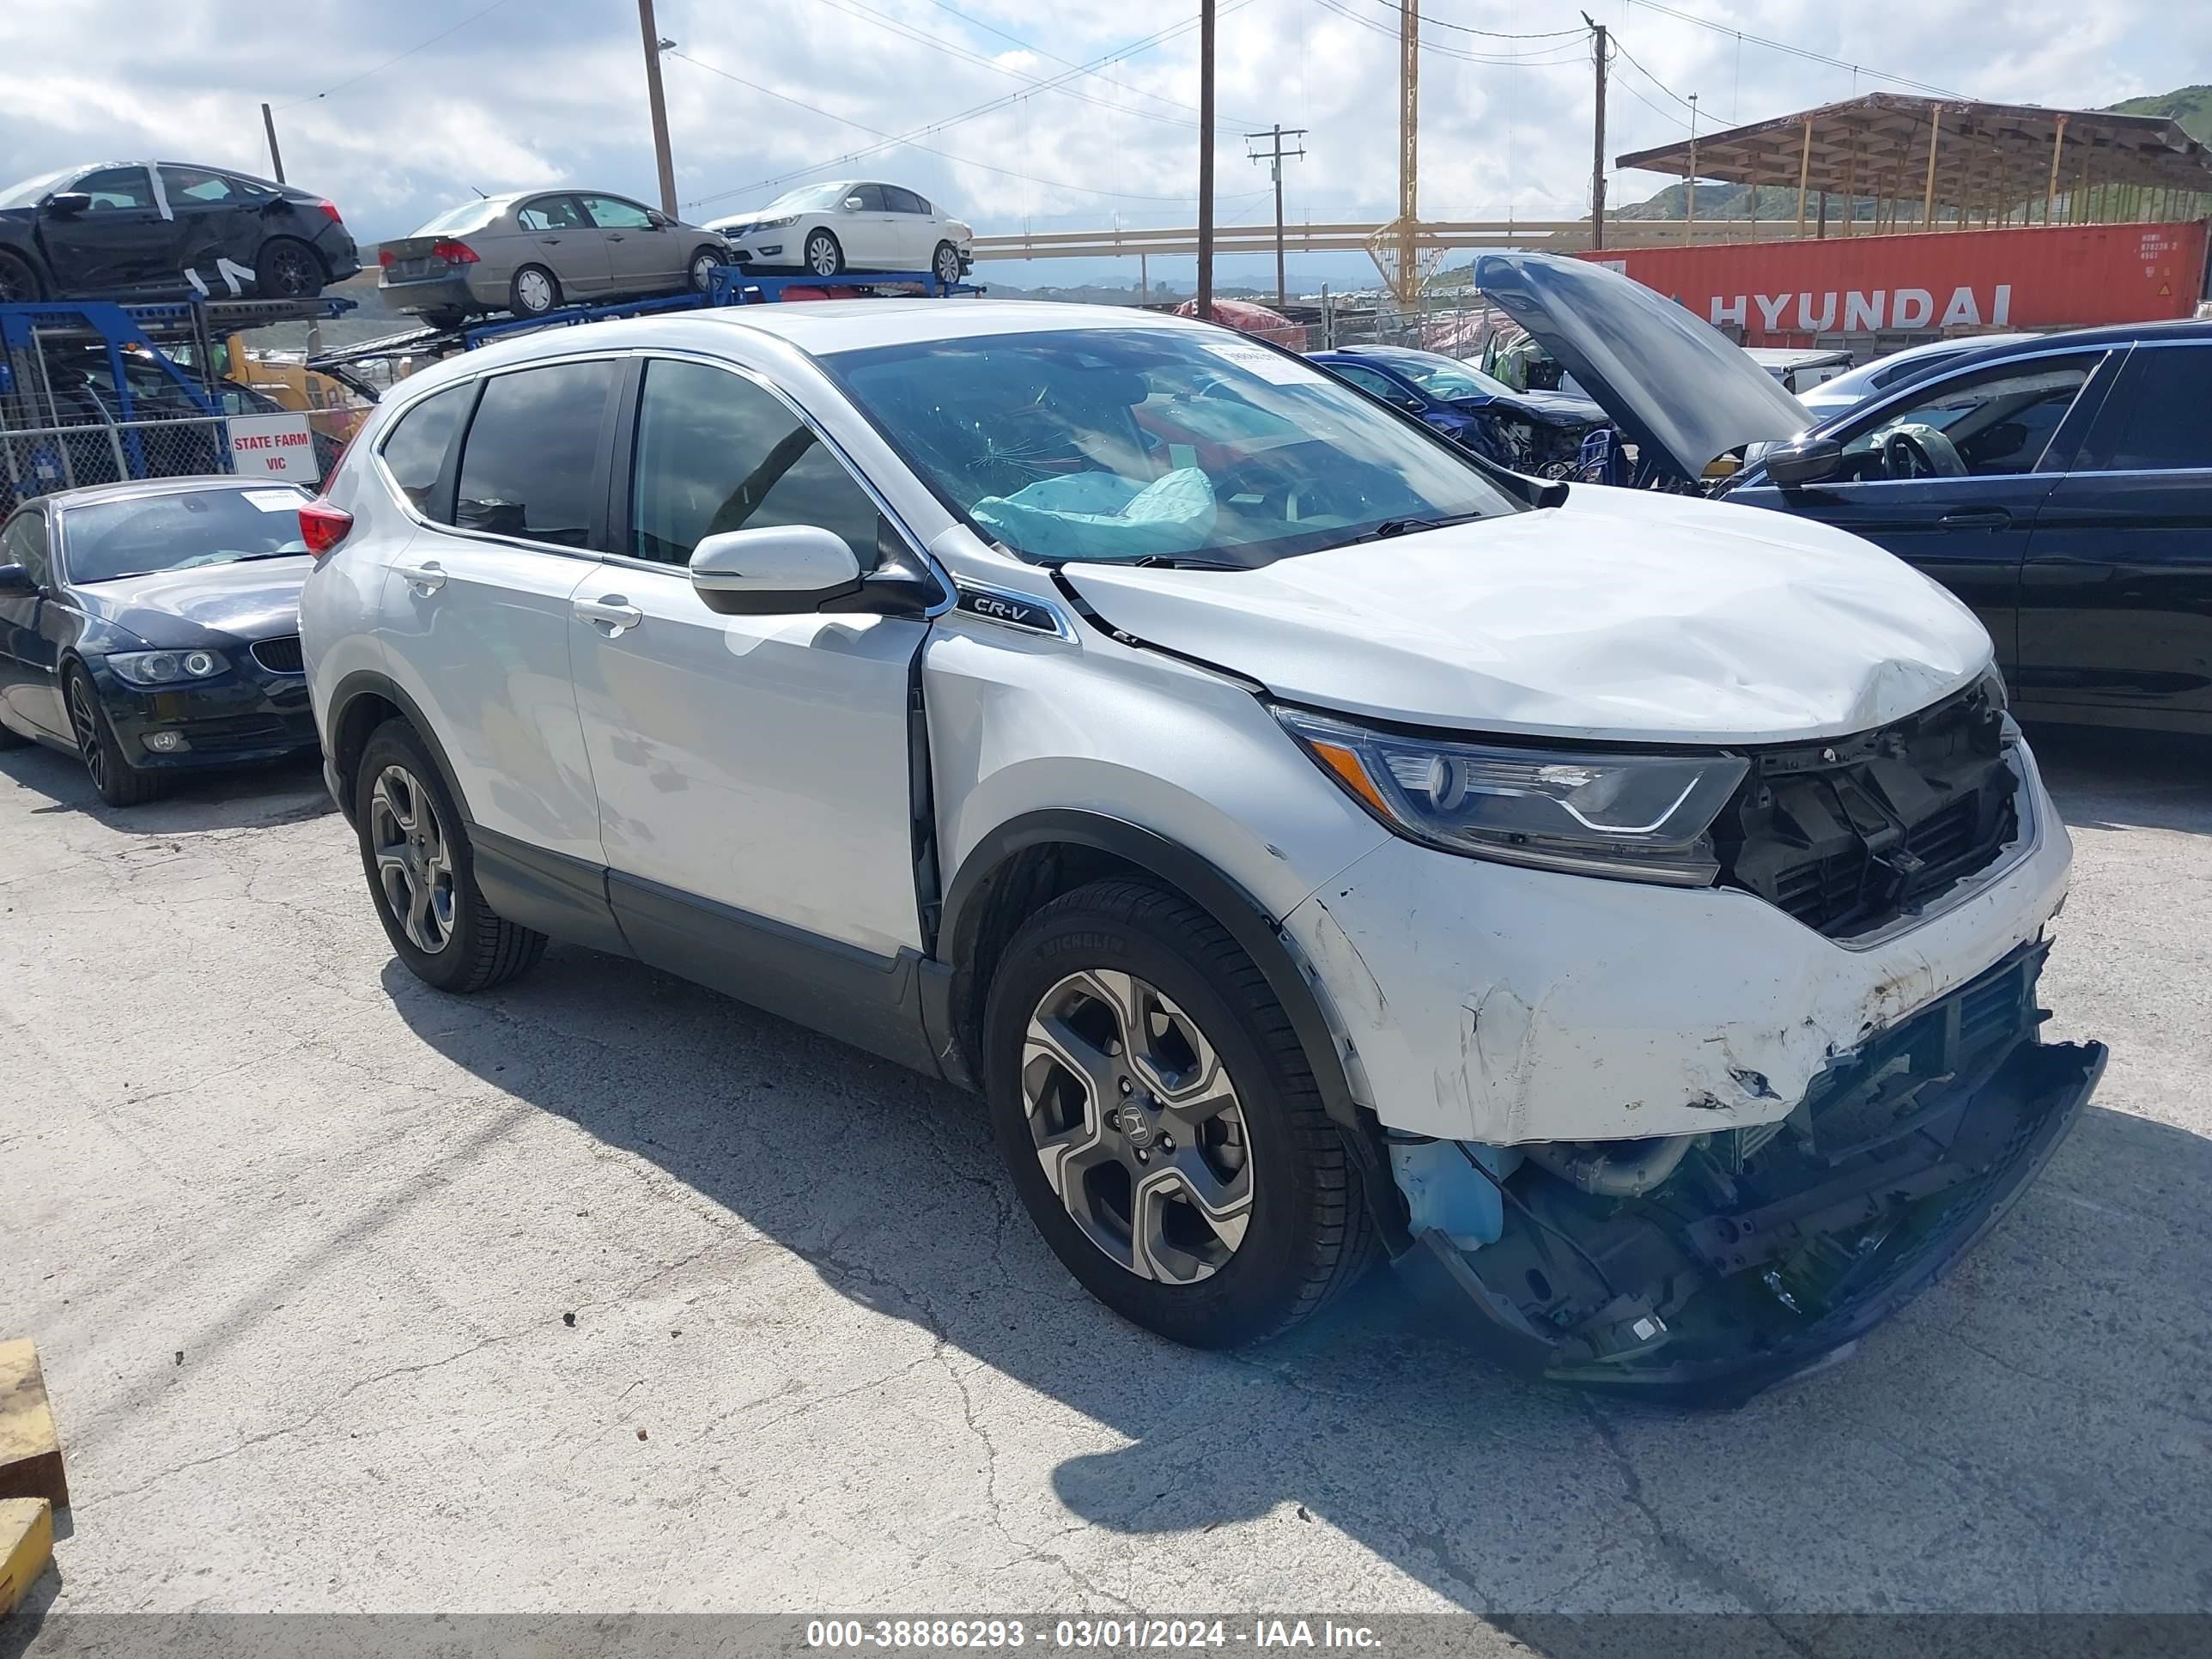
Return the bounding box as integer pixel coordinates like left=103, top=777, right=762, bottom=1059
left=2027, top=723, right=2212, bottom=836
left=384, top=944, right=2212, bottom=1615
left=0, top=743, right=331, bottom=835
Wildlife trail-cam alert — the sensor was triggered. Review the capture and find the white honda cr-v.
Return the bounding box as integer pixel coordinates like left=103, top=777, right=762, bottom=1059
left=299, top=265, right=2105, bottom=1403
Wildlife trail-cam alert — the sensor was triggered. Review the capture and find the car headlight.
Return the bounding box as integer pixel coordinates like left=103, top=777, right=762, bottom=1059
left=764, top=216, right=799, bottom=228
left=107, top=648, right=226, bottom=687
left=1275, top=707, right=1747, bottom=886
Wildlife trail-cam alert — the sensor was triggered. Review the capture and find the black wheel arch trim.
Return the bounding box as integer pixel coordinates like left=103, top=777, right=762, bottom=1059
left=323, top=669, right=473, bottom=830
left=934, top=807, right=1409, bottom=1250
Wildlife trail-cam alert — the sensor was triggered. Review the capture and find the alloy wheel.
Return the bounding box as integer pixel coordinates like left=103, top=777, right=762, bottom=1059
left=807, top=235, right=839, bottom=276
left=0, top=261, right=30, bottom=304
left=66, top=675, right=106, bottom=792
left=368, top=764, right=457, bottom=954
left=266, top=245, right=314, bottom=296
left=933, top=245, right=960, bottom=285
left=515, top=269, right=554, bottom=313
left=1022, top=969, right=1255, bottom=1284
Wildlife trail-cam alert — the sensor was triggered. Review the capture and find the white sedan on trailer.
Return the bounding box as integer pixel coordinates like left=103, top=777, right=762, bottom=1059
left=705, top=181, right=974, bottom=283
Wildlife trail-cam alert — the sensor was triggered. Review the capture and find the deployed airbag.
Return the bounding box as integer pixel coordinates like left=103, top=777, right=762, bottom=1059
left=970, top=466, right=1216, bottom=562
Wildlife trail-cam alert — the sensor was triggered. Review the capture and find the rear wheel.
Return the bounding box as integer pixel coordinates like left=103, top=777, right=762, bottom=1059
left=254, top=236, right=323, bottom=299
left=932, top=240, right=962, bottom=286
left=984, top=878, right=1376, bottom=1348
left=509, top=264, right=562, bottom=316
left=420, top=307, right=469, bottom=331
left=0, top=250, right=42, bottom=304
left=803, top=230, right=844, bottom=277
left=355, top=719, right=544, bottom=994
left=64, top=665, right=162, bottom=808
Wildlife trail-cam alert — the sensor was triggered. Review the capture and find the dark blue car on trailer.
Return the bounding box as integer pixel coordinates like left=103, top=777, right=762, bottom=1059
left=1474, top=252, right=2212, bottom=737
left=1307, top=345, right=1614, bottom=477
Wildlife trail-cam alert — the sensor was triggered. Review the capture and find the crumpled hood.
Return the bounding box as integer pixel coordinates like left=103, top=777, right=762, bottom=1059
left=1455, top=386, right=1609, bottom=428
left=1474, top=252, right=1810, bottom=482
left=70, top=558, right=309, bottom=648
left=1062, top=489, right=1993, bottom=744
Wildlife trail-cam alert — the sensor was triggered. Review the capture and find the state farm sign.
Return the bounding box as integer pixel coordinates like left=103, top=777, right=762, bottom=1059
left=1577, top=221, right=2208, bottom=345
left=228, top=412, right=321, bottom=483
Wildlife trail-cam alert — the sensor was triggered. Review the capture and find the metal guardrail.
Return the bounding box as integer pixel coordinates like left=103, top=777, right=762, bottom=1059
left=969, top=218, right=1821, bottom=263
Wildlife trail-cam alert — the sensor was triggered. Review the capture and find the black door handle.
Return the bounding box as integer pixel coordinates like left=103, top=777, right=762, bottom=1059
left=539, top=236, right=561, bottom=244
left=1938, top=508, right=2012, bottom=527
left=607, top=234, right=625, bottom=242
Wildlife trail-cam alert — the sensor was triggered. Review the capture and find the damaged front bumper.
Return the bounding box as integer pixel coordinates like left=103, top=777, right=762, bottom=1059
left=1395, top=941, right=2105, bottom=1405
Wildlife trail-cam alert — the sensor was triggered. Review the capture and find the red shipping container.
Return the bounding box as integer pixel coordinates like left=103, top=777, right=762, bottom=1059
left=1579, top=221, right=2208, bottom=345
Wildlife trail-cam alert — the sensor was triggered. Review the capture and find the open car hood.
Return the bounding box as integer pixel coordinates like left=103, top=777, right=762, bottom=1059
left=1060, top=486, right=1992, bottom=745
left=1474, top=252, right=1812, bottom=482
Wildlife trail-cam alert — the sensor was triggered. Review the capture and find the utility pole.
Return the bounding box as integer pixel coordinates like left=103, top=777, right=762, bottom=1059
left=1583, top=14, right=1606, bottom=250
left=1396, top=0, right=1418, bottom=301
left=638, top=0, right=679, bottom=218
left=259, top=103, right=286, bottom=185
left=1246, top=125, right=1308, bottom=307
left=1686, top=92, right=1699, bottom=239
left=1197, top=0, right=1216, bottom=321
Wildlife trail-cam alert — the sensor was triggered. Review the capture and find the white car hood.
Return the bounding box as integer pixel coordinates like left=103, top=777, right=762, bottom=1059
left=1060, top=487, right=1994, bottom=744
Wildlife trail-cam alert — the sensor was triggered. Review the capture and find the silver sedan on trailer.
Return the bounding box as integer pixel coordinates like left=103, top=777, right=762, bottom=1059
left=377, top=191, right=732, bottom=327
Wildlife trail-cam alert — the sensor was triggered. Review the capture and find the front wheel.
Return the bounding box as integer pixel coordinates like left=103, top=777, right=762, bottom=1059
left=983, top=878, right=1376, bottom=1348
left=803, top=230, right=844, bottom=277
left=688, top=247, right=722, bottom=292
left=64, top=664, right=162, bottom=807
left=355, top=720, right=544, bottom=994
left=0, top=250, right=42, bottom=304
left=932, top=240, right=962, bottom=286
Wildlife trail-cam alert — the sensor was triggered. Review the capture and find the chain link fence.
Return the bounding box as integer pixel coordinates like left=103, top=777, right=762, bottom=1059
left=0, top=416, right=236, bottom=514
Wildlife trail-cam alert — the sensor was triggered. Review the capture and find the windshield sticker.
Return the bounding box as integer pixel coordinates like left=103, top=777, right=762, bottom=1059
left=1206, top=340, right=1327, bottom=386
left=243, top=489, right=304, bottom=513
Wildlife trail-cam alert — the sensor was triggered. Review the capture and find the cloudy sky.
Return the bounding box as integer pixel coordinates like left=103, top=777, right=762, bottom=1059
left=0, top=0, right=2199, bottom=289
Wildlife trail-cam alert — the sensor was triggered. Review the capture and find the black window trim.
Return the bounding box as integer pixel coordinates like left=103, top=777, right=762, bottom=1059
left=370, top=352, right=628, bottom=560
left=595, top=346, right=952, bottom=615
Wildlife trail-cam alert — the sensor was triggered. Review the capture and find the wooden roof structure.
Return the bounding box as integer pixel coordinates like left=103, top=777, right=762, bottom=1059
left=1616, top=94, right=2212, bottom=228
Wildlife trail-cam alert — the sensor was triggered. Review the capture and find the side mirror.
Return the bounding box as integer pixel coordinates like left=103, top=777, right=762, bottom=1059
left=44, top=192, right=91, bottom=216
left=1762, top=435, right=1844, bottom=487
left=647, top=210, right=672, bottom=228
left=842, top=196, right=865, bottom=212
left=0, top=562, right=38, bottom=595
left=689, top=526, right=863, bottom=616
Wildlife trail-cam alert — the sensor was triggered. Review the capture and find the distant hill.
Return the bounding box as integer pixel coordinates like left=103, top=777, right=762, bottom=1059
left=1617, top=84, right=2212, bottom=220
left=2104, top=84, right=2212, bottom=143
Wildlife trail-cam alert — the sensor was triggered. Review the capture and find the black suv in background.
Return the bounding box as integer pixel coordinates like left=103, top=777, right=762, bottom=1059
left=0, top=161, right=360, bottom=304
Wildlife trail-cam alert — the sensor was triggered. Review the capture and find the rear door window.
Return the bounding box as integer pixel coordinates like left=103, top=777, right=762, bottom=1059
left=884, top=186, right=927, bottom=216
left=579, top=195, right=654, bottom=230
left=379, top=383, right=471, bottom=513
left=2079, top=345, right=2212, bottom=471
left=159, top=167, right=244, bottom=207
left=452, top=362, right=618, bottom=546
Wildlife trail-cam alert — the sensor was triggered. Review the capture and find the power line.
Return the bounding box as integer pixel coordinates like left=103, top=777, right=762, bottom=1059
left=921, top=0, right=1247, bottom=129
left=686, top=0, right=1263, bottom=206
left=1338, top=0, right=1584, bottom=40
left=1308, top=0, right=1589, bottom=65
left=810, top=0, right=1235, bottom=134
left=276, top=0, right=517, bottom=109
left=1607, top=34, right=1696, bottom=112
left=1620, top=0, right=1966, bottom=100
left=667, top=49, right=1273, bottom=207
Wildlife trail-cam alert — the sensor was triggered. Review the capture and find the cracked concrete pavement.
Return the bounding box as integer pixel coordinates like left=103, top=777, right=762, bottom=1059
left=1, top=725, right=2208, bottom=1618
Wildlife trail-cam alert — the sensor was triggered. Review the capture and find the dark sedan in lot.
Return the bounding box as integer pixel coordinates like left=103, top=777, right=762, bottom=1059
left=1308, top=345, right=1613, bottom=476
left=0, top=161, right=358, bottom=303
left=0, top=477, right=319, bottom=805
left=1474, top=252, right=2212, bottom=736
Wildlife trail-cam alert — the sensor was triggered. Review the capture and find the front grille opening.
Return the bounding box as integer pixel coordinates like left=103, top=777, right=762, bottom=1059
left=252, top=635, right=305, bottom=674
left=1716, top=680, right=2020, bottom=939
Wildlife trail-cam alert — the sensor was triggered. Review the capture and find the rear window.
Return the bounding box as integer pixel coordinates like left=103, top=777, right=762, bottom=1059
left=453, top=362, right=617, bottom=547
left=412, top=199, right=502, bottom=237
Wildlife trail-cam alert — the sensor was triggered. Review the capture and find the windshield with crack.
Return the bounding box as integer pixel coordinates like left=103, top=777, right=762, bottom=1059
left=824, top=325, right=1522, bottom=567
